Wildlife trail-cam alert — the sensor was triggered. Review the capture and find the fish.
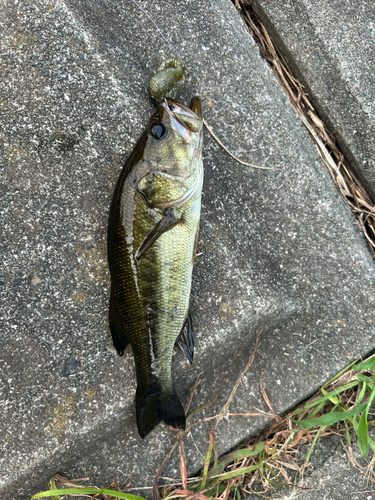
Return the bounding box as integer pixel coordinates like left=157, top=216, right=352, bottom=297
left=107, top=97, right=203, bottom=438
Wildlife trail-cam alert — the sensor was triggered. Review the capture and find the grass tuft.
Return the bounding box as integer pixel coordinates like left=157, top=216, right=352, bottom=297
left=158, top=350, right=375, bottom=499
left=31, top=343, right=375, bottom=500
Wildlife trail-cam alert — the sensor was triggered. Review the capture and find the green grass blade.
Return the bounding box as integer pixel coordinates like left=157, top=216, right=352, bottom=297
left=305, top=425, right=324, bottom=462
left=356, top=374, right=375, bottom=391
left=259, top=455, right=264, bottom=477
left=295, top=381, right=359, bottom=413
left=357, top=410, right=369, bottom=458
left=291, top=403, right=367, bottom=428
left=216, top=484, right=227, bottom=495
left=210, top=463, right=260, bottom=484
left=357, top=385, right=375, bottom=458
left=31, top=488, right=147, bottom=499
left=321, top=388, right=339, bottom=405
left=304, top=400, right=339, bottom=460
left=357, top=382, right=367, bottom=405
left=353, top=357, right=375, bottom=372
left=211, top=437, right=218, bottom=478
left=368, top=436, right=375, bottom=453
left=200, top=431, right=215, bottom=489
left=263, top=463, right=278, bottom=482
left=229, top=442, right=264, bottom=461
left=308, top=400, right=328, bottom=419
left=347, top=414, right=358, bottom=434
left=47, top=477, right=59, bottom=500
left=200, top=483, right=226, bottom=499
left=207, top=459, right=226, bottom=478
left=208, top=442, right=264, bottom=477
left=364, top=384, right=375, bottom=412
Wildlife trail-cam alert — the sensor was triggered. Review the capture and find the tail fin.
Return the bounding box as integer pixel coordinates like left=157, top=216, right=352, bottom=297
left=136, top=385, right=185, bottom=439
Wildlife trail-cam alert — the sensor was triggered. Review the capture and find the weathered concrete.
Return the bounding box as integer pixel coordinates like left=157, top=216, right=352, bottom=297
left=1, top=0, right=375, bottom=499
left=251, top=0, right=375, bottom=202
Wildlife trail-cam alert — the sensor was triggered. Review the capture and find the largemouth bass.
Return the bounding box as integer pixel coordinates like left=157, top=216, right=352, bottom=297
left=108, top=97, right=203, bottom=438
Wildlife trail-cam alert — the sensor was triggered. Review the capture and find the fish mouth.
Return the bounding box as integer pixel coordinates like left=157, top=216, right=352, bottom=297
left=162, top=97, right=203, bottom=143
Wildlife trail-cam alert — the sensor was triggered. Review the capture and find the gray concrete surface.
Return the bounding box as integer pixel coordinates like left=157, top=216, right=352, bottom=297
left=251, top=0, right=375, bottom=202
left=1, top=0, right=375, bottom=499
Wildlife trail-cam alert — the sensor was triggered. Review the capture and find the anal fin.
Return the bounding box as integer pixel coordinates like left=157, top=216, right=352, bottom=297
left=109, top=295, right=130, bottom=356
left=176, top=313, right=194, bottom=364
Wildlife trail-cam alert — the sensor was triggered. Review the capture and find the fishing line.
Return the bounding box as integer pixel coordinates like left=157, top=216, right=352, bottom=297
left=130, top=0, right=265, bottom=170
left=130, top=0, right=182, bottom=60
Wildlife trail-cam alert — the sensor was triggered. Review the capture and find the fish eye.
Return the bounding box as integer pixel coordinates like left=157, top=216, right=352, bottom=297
left=149, top=123, right=167, bottom=140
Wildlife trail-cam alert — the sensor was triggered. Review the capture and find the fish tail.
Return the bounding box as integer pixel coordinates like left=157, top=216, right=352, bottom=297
left=136, top=384, right=185, bottom=439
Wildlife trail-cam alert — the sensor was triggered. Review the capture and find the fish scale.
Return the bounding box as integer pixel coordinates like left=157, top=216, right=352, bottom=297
left=108, top=97, right=203, bottom=438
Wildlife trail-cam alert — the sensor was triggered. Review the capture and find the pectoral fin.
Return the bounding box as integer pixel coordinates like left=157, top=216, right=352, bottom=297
left=136, top=208, right=181, bottom=260
left=176, top=313, right=194, bottom=364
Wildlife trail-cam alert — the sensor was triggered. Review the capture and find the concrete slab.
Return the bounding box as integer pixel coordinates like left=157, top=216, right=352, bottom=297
left=251, top=0, right=375, bottom=202
left=1, top=0, right=375, bottom=498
